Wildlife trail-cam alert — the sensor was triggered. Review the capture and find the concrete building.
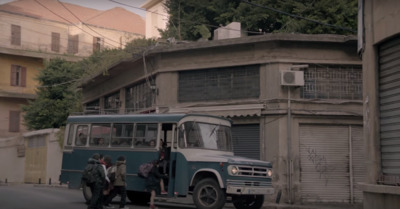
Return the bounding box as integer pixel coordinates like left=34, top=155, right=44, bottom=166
left=141, top=0, right=168, bottom=39
left=358, top=0, right=400, bottom=208
left=81, top=33, right=363, bottom=206
left=0, top=0, right=145, bottom=138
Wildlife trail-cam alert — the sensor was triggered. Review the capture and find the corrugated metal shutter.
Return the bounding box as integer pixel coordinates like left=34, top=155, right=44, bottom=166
left=379, top=35, right=400, bottom=175
left=300, top=125, right=350, bottom=203
left=300, top=125, right=365, bottom=203
left=351, top=125, right=365, bottom=203
left=232, top=124, right=260, bottom=160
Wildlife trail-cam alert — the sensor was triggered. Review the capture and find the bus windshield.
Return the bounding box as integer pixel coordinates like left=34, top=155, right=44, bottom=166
left=179, top=121, right=232, bottom=151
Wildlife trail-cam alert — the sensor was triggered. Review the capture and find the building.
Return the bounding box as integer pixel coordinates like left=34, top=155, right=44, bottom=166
left=0, top=0, right=145, bottom=138
left=81, top=33, right=364, bottom=206
left=141, top=0, right=167, bottom=39
left=358, top=0, right=400, bottom=208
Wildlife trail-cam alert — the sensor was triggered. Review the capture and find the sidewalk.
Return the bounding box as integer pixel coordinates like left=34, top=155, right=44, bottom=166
left=262, top=203, right=362, bottom=209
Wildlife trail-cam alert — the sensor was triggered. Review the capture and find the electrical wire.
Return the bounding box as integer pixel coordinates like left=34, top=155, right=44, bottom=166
left=241, top=0, right=356, bottom=33
left=57, top=0, right=122, bottom=48
left=108, top=0, right=263, bottom=35
left=33, top=0, right=122, bottom=49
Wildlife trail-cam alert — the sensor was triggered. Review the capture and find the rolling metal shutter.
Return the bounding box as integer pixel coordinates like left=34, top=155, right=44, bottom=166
left=379, top=36, right=400, bottom=175
left=300, top=125, right=365, bottom=203
left=232, top=124, right=260, bottom=160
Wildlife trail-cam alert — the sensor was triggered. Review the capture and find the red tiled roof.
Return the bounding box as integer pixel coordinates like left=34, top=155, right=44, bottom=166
left=0, top=0, right=144, bottom=35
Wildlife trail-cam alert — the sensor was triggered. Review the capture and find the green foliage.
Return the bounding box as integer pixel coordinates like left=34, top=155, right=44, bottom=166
left=22, top=58, right=82, bottom=129
left=22, top=38, right=157, bottom=131
left=160, top=0, right=357, bottom=41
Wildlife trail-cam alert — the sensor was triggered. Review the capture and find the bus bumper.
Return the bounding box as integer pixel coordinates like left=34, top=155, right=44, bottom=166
left=226, top=186, right=274, bottom=195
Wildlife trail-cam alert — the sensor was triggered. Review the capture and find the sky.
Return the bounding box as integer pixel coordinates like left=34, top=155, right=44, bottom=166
left=0, top=0, right=147, bottom=17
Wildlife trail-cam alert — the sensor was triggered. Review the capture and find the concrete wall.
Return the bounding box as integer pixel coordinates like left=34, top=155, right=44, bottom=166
left=0, top=136, right=25, bottom=183
left=361, top=0, right=400, bottom=208
left=0, top=129, right=61, bottom=184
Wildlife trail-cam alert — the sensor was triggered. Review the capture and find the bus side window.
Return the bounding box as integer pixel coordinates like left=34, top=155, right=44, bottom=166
left=90, top=123, right=111, bottom=146
left=75, top=125, right=88, bottom=146
left=134, top=123, right=157, bottom=148
left=66, top=124, right=74, bottom=145
left=112, top=123, right=133, bottom=147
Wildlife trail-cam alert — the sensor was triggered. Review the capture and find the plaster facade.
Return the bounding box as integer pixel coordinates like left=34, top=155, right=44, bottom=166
left=359, top=0, right=400, bottom=208
left=81, top=34, right=363, bottom=206
left=141, top=0, right=168, bottom=39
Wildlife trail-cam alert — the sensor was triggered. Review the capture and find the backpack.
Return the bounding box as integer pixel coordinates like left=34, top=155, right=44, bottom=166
left=82, top=164, right=97, bottom=185
left=138, top=162, right=153, bottom=178
left=107, top=165, right=117, bottom=183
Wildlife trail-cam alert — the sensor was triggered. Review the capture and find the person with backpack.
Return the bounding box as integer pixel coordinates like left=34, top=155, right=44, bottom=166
left=83, top=153, right=106, bottom=209
left=146, top=160, right=168, bottom=209
left=104, top=156, right=128, bottom=209
left=103, top=155, right=114, bottom=206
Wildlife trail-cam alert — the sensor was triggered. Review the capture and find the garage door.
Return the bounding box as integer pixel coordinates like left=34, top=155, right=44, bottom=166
left=299, top=125, right=365, bottom=203
left=232, top=124, right=260, bottom=160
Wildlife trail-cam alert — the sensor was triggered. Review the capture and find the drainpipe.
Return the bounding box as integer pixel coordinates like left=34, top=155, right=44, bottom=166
left=287, top=87, right=292, bottom=204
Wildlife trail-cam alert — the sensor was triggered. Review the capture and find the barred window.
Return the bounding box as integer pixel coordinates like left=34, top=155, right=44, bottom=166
left=125, top=81, right=154, bottom=113
left=104, top=92, right=120, bottom=114
left=300, top=65, right=362, bottom=100
left=179, top=65, right=260, bottom=102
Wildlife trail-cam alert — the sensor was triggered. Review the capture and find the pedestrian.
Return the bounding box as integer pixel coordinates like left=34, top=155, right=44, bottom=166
left=103, top=155, right=114, bottom=205
left=86, top=153, right=106, bottom=209
left=146, top=160, right=168, bottom=209
left=104, top=156, right=128, bottom=209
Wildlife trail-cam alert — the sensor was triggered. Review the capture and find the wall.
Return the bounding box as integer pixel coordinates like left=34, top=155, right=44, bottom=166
left=0, top=136, right=25, bottom=183
left=143, top=0, right=167, bottom=39
left=361, top=0, right=400, bottom=208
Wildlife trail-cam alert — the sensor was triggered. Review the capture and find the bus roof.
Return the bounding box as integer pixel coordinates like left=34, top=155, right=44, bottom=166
left=67, top=113, right=231, bottom=124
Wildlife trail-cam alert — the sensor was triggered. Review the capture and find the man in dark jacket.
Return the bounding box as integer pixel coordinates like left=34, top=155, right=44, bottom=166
left=87, top=153, right=106, bottom=209
left=104, top=156, right=128, bottom=209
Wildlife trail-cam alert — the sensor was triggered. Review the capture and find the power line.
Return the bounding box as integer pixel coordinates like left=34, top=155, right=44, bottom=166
left=108, top=0, right=263, bottom=35
left=33, top=0, right=121, bottom=48
left=241, top=0, right=356, bottom=33
left=57, top=0, right=122, bottom=48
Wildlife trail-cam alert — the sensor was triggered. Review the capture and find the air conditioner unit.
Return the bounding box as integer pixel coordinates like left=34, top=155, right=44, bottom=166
left=280, top=70, right=304, bottom=86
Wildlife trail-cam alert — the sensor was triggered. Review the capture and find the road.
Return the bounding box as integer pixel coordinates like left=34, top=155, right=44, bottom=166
left=0, top=183, right=234, bottom=209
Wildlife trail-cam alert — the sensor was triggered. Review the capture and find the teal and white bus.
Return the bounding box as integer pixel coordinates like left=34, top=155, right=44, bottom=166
left=60, top=113, right=274, bottom=209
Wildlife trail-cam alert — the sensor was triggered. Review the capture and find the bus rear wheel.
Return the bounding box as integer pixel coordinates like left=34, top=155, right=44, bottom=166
left=82, top=183, right=92, bottom=204
left=232, top=194, right=264, bottom=209
left=193, top=178, right=226, bottom=209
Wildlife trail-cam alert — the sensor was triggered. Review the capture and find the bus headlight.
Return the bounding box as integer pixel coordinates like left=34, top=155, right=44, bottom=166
left=230, top=166, right=239, bottom=175
left=267, top=168, right=273, bottom=177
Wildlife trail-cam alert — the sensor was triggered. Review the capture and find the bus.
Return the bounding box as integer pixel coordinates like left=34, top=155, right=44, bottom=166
left=60, top=113, right=274, bottom=209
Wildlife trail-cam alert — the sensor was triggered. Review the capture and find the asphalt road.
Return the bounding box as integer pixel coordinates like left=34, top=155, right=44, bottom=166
left=0, top=183, right=234, bottom=209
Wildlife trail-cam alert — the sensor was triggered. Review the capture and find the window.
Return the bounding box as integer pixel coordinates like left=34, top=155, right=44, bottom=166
left=9, top=111, right=20, bottom=132
left=111, top=123, right=134, bottom=147
left=51, top=32, right=60, bottom=52
left=85, top=100, right=100, bottom=114
left=93, top=37, right=101, bottom=52
left=67, top=34, right=79, bottom=54
left=75, top=125, right=88, bottom=146
left=125, top=81, right=154, bottom=113
left=10, top=65, right=26, bottom=87
left=134, top=123, right=158, bottom=148
left=300, top=65, right=362, bottom=100
left=90, top=124, right=111, bottom=146
left=104, top=92, right=120, bottom=114
left=11, top=24, right=21, bottom=46
left=178, top=65, right=260, bottom=102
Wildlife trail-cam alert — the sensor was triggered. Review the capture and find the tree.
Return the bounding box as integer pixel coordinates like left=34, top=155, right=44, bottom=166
left=160, top=0, right=357, bottom=41
left=22, top=58, right=82, bottom=129
left=22, top=38, right=158, bottom=130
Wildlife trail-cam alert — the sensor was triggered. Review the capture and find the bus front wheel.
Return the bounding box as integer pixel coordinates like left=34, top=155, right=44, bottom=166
left=193, top=178, right=226, bottom=209
left=232, top=194, right=264, bottom=209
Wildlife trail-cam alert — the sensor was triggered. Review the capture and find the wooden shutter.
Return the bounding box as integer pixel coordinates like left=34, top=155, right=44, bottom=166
left=51, top=32, right=60, bottom=52
left=9, top=111, right=20, bottom=132
left=11, top=25, right=21, bottom=45
left=68, top=35, right=78, bottom=54
left=10, top=65, right=17, bottom=86
left=21, top=67, right=26, bottom=87
left=73, top=35, right=79, bottom=53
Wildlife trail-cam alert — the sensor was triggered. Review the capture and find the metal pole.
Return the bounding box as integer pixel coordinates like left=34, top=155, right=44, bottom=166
left=349, top=126, right=354, bottom=204
left=287, top=87, right=292, bottom=204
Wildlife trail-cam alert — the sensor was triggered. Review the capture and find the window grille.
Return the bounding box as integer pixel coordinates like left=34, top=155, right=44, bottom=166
left=300, top=65, right=362, bottom=100
left=104, top=92, right=120, bottom=114
left=125, top=81, right=154, bottom=113
left=178, top=65, right=260, bottom=102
